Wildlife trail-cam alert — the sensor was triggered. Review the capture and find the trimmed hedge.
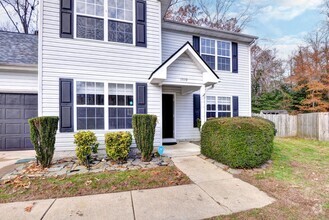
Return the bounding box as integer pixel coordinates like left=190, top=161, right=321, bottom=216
left=74, top=131, right=99, bottom=166
left=29, top=116, right=59, bottom=168
left=105, top=131, right=132, bottom=163
left=201, top=117, right=275, bottom=168
left=132, top=114, right=157, bottom=162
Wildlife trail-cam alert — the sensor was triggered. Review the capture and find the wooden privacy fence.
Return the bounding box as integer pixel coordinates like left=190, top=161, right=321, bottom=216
left=253, top=112, right=329, bottom=141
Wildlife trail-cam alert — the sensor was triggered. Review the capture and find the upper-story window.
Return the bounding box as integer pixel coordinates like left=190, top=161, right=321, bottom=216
left=76, top=0, right=105, bottom=40
left=108, top=0, right=133, bottom=44
left=75, top=0, right=134, bottom=44
left=201, top=38, right=231, bottom=72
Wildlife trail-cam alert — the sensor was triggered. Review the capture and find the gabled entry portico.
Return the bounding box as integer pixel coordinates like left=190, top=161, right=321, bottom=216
left=149, top=42, right=220, bottom=143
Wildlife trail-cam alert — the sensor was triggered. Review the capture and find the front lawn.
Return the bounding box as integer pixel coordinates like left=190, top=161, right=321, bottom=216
left=215, top=138, right=329, bottom=219
left=0, top=166, right=191, bottom=203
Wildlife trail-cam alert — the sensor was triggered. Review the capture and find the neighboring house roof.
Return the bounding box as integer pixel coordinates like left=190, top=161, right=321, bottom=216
left=0, top=31, right=38, bottom=65
left=160, top=0, right=172, bottom=19
left=162, top=20, right=258, bottom=44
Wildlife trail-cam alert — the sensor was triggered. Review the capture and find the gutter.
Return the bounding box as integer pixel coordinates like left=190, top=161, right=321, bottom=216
left=0, top=63, right=38, bottom=72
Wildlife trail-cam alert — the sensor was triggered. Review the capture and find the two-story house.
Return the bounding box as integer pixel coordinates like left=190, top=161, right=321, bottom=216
left=0, top=0, right=257, bottom=151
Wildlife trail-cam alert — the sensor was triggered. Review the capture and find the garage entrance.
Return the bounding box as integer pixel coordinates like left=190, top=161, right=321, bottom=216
left=0, top=93, right=38, bottom=150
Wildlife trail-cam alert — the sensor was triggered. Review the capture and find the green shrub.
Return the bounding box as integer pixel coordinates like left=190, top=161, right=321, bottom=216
left=105, top=131, right=132, bottom=163
left=201, top=117, right=275, bottom=168
left=29, top=116, right=59, bottom=168
left=132, top=114, right=157, bottom=162
left=74, top=131, right=99, bottom=166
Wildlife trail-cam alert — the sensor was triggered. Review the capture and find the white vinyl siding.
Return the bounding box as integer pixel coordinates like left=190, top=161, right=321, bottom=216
left=162, top=29, right=251, bottom=119
left=0, top=71, right=38, bottom=93
left=40, top=0, right=162, bottom=150
left=166, top=53, right=203, bottom=86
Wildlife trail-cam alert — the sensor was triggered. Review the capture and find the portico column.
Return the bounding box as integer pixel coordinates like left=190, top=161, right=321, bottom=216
left=200, top=85, right=206, bottom=126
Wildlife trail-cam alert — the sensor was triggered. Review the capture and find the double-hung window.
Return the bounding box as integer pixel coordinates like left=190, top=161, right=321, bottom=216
left=75, top=0, right=134, bottom=44
left=76, top=81, right=135, bottom=131
left=201, top=37, right=232, bottom=72
left=217, top=97, right=231, bottom=117
left=108, top=0, right=133, bottom=44
left=108, top=83, right=134, bottom=129
left=201, top=38, right=216, bottom=69
left=206, top=96, right=216, bottom=119
left=76, top=81, right=105, bottom=130
left=217, top=41, right=231, bottom=71
left=206, top=96, right=232, bottom=119
left=76, top=0, right=105, bottom=40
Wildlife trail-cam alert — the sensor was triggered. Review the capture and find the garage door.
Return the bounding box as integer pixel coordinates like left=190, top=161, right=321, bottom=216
left=0, top=93, right=38, bottom=150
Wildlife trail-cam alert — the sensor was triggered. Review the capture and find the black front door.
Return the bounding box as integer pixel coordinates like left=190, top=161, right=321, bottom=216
left=162, top=94, right=174, bottom=139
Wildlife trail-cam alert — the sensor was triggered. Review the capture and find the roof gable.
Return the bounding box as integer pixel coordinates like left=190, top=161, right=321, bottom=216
left=149, top=42, right=219, bottom=86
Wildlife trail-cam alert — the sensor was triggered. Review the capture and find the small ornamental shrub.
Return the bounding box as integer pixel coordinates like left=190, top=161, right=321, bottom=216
left=201, top=117, right=275, bottom=169
left=74, top=131, right=99, bottom=166
left=29, top=116, right=59, bottom=168
left=105, top=131, right=132, bottom=163
left=132, top=114, right=157, bottom=162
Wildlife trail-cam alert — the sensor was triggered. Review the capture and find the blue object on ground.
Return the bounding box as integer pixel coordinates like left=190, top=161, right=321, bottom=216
left=158, top=146, right=165, bottom=156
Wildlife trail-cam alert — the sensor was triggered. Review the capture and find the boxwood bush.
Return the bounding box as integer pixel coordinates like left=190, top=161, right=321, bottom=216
left=105, top=131, right=132, bottom=163
left=132, top=114, right=157, bottom=162
left=29, top=116, right=59, bottom=168
left=201, top=117, right=275, bottom=169
left=74, top=131, right=99, bottom=166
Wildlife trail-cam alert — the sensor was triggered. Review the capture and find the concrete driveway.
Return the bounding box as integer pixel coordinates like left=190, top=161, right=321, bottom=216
left=0, top=150, right=36, bottom=178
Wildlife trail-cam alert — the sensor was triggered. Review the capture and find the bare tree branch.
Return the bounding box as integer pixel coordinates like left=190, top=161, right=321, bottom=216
left=0, top=0, right=39, bottom=33
left=166, top=0, right=255, bottom=32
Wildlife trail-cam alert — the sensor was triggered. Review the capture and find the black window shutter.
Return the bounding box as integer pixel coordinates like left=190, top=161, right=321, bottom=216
left=193, top=94, right=201, bottom=127
left=59, top=78, right=74, bottom=132
left=232, top=42, right=238, bottom=73
left=60, top=0, right=74, bottom=38
left=193, top=36, right=200, bottom=53
left=136, top=0, right=147, bottom=47
left=136, top=83, right=147, bottom=114
left=233, top=96, right=239, bottom=117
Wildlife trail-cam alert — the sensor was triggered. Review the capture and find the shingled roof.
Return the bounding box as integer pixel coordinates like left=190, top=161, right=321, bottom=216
left=0, top=31, right=38, bottom=65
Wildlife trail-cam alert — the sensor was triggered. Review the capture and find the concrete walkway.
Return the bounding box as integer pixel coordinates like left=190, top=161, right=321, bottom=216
left=162, top=142, right=200, bottom=158
left=0, top=143, right=275, bottom=219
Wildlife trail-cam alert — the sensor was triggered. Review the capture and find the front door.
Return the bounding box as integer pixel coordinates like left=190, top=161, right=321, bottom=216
left=162, top=94, right=174, bottom=139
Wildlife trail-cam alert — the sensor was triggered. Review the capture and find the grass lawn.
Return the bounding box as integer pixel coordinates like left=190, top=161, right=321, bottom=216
left=215, top=137, right=329, bottom=220
left=0, top=166, right=191, bottom=203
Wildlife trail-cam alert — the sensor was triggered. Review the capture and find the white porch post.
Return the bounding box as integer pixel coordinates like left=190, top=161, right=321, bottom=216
left=200, top=85, right=206, bottom=126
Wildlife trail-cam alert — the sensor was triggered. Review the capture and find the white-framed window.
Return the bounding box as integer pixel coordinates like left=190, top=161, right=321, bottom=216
left=76, top=81, right=105, bottom=130
left=108, top=0, right=133, bottom=44
left=206, top=96, right=216, bottom=118
left=75, top=0, right=134, bottom=44
left=201, top=38, right=216, bottom=69
left=108, top=83, right=134, bottom=129
left=75, top=81, right=135, bottom=131
left=217, top=96, right=231, bottom=117
left=206, top=96, right=232, bottom=119
left=217, top=41, right=231, bottom=71
left=201, top=37, right=232, bottom=72
left=76, top=0, right=105, bottom=41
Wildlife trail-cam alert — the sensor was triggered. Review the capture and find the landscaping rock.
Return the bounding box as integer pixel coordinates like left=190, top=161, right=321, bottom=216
left=213, top=162, right=229, bottom=170
left=0, top=154, right=174, bottom=180
left=227, top=168, right=243, bottom=175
